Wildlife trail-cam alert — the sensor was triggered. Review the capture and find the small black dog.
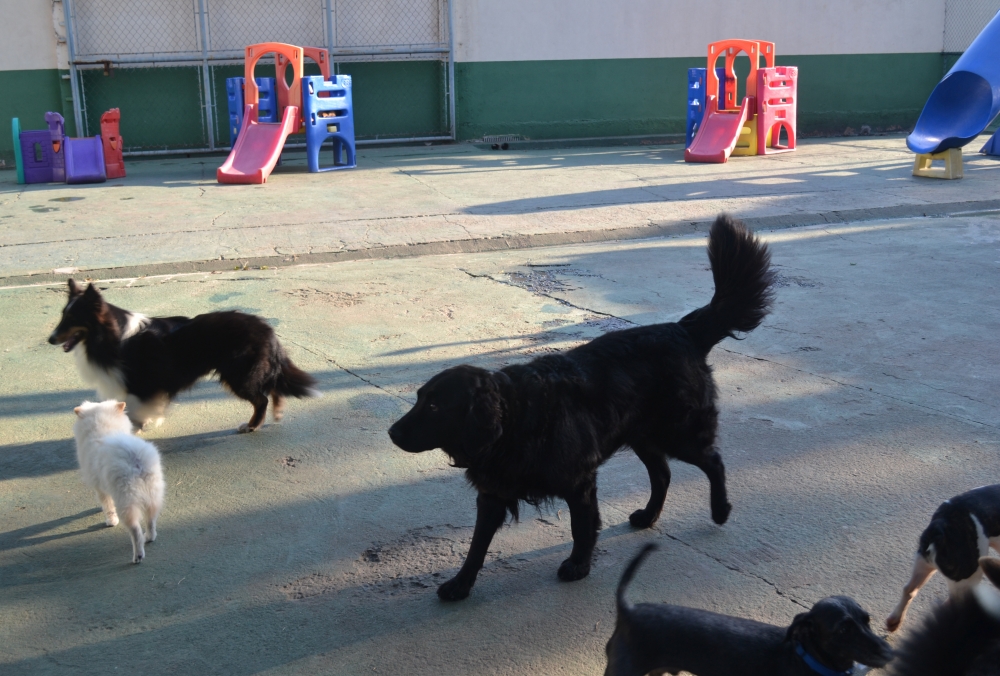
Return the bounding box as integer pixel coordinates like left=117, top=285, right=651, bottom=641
left=48, top=279, right=318, bottom=432
left=887, top=557, right=1000, bottom=676
left=605, top=544, right=894, bottom=676
left=887, top=484, right=1000, bottom=631
left=389, top=214, right=773, bottom=600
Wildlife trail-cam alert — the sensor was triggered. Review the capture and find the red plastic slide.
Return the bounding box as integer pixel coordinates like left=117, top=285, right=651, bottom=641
left=684, top=96, right=752, bottom=164
left=217, top=104, right=299, bottom=184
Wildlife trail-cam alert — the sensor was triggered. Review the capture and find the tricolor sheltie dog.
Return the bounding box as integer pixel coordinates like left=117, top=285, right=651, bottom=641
left=49, top=279, right=318, bottom=432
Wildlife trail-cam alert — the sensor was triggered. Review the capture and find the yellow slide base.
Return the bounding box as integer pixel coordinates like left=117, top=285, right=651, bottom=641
left=912, top=148, right=963, bottom=179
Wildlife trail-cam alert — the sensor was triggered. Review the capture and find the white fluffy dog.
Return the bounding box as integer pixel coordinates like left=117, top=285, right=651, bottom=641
left=73, top=400, right=165, bottom=563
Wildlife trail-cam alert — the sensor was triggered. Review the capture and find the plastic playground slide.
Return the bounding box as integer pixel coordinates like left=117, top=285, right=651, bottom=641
left=217, top=104, right=299, bottom=184
left=907, top=9, right=1000, bottom=155
left=684, top=96, right=751, bottom=163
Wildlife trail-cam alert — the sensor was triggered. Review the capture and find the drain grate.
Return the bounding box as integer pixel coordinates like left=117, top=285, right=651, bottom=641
left=481, top=134, right=524, bottom=143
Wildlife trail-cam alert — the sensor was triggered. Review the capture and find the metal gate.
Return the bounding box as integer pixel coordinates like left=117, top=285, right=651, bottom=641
left=63, top=0, right=455, bottom=154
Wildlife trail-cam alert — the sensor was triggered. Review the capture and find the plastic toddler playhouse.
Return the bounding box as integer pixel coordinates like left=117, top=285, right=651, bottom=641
left=11, top=109, right=125, bottom=185
left=685, top=39, right=797, bottom=164
left=218, top=42, right=356, bottom=184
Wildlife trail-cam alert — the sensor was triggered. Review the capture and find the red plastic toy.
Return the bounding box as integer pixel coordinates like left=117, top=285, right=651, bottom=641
left=685, top=39, right=796, bottom=163
left=100, top=108, right=126, bottom=179
left=756, top=66, right=797, bottom=155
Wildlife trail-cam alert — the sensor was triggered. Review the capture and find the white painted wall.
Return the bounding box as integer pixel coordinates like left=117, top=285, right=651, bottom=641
left=0, top=0, right=60, bottom=70
left=453, top=0, right=947, bottom=62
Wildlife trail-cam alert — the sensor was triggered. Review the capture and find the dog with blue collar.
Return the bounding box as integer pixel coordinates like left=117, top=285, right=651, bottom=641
left=604, top=544, right=894, bottom=676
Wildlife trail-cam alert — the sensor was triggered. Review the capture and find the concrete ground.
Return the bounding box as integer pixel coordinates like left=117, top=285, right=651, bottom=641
left=1, top=137, right=999, bottom=675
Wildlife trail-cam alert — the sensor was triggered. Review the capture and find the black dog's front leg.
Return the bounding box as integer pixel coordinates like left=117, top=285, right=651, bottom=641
left=438, top=491, right=508, bottom=601
left=558, top=480, right=600, bottom=581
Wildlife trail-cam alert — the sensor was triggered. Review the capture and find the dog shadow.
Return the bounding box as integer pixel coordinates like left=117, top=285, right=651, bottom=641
left=0, top=508, right=104, bottom=552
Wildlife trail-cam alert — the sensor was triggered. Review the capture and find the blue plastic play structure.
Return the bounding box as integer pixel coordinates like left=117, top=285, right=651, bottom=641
left=302, top=74, right=356, bottom=172
left=686, top=67, right=724, bottom=147
left=226, top=77, right=278, bottom=146
left=907, top=9, right=1000, bottom=155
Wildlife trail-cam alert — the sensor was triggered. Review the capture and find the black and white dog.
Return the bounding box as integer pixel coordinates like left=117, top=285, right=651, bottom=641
left=388, top=214, right=773, bottom=600
left=886, top=484, right=1000, bottom=631
left=887, top=556, right=1000, bottom=676
left=48, top=279, right=318, bottom=432
left=605, top=544, right=894, bottom=676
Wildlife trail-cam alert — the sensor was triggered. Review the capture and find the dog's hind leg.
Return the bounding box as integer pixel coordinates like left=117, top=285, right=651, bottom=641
left=123, top=505, right=146, bottom=564
left=237, top=395, right=269, bottom=433
left=629, top=444, right=671, bottom=529
left=97, top=491, right=119, bottom=527
left=559, top=479, right=601, bottom=582
left=145, top=500, right=161, bottom=543
left=271, top=393, right=286, bottom=422
left=691, top=450, right=731, bottom=525
left=438, top=491, right=508, bottom=601
left=886, top=553, right=936, bottom=631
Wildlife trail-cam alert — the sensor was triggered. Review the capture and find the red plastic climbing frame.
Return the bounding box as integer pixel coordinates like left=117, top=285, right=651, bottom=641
left=756, top=66, right=797, bottom=155
left=100, top=108, right=126, bottom=179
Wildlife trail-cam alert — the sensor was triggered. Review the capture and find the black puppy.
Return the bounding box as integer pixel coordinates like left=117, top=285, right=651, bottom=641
left=389, top=214, right=773, bottom=600
left=887, top=557, right=1000, bottom=676
left=887, top=484, right=1000, bottom=631
left=605, top=544, right=894, bottom=676
left=48, top=279, right=318, bottom=432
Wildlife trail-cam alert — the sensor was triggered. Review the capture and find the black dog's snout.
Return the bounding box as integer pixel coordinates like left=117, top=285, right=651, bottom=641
left=387, top=423, right=402, bottom=445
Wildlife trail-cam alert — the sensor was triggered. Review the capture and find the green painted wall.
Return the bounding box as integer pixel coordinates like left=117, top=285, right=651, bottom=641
left=210, top=59, right=447, bottom=146
left=0, top=68, right=72, bottom=168
left=454, top=53, right=945, bottom=141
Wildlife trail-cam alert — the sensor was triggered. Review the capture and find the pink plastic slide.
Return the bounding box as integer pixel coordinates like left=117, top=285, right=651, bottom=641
left=217, top=104, right=299, bottom=184
left=684, top=96, right=751, bottom=164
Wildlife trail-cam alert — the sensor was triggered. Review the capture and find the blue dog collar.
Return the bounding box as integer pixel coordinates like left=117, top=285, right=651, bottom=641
left=794, top=643, right=856, bottom=676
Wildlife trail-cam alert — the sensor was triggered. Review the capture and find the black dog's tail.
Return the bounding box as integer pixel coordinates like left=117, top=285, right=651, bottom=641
left=617, top=543, right=658, bottom=614
left=679, top=214, right=774, bottom=353
left=275, top=355, right=320, bottom=398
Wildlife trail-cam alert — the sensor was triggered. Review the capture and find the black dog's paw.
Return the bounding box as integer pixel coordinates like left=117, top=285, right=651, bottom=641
left=437, top=577, right=472, bottom=601
left=711, top=500, right=732, bottom=525
left=557, top=558, right=591, bottom=582
left=629, top=508, right=658, bottom=529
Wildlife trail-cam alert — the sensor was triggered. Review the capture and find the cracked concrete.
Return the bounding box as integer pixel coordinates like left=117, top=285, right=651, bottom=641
left=2, top=212, right=999, bottom=674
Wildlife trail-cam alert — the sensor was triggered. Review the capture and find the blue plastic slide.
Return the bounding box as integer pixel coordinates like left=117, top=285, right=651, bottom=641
left=907, top=9, right=1000, bottom=154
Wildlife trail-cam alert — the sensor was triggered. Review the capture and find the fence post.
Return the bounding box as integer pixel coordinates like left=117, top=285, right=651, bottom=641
left=446, top=0, right=456, bottom=140
left=197, top=0, right=216, bottom=150
left=325, top=0, right=336, bottom=57
left=62, top=0, right=85, bottom=137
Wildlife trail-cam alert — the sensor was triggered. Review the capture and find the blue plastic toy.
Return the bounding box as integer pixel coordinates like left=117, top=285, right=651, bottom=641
left=686, top=67, right=725, bottom=148
left=226, top=76, right=278, bottom=147
left=980, top=128, right=1000, bottom=156
left=302, top=74, right=356, bottom=172
left=907, top=9, right=1000, bottom=155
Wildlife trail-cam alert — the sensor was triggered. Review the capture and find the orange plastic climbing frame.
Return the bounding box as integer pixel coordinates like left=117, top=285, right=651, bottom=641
left=708, top=39, right=775, bottom=114
left=244, top=43, right=305, bottom=132
left=99, top=108, right=125, bottom=179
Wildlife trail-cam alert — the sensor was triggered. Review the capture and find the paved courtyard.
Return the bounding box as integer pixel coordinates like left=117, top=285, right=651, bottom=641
left=1, top=137, right=999, bottom=674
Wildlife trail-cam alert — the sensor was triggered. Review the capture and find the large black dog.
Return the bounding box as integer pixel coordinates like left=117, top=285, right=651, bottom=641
left=388, top=214, right=774, bottom=600
left=48, top=279, right=318, bottom=432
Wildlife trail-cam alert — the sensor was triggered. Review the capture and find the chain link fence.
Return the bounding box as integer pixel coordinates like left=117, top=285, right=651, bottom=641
left=65, top=0, right=453, bottom=153
left=944, top=0, right=1000, bottom=52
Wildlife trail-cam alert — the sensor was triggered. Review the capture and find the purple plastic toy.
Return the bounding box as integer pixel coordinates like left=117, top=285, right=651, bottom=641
left=19, top=130, right=54, bottom=184
left=45, top=112, right=66, bottom=182
left=65, top=136, right=107, bottom=184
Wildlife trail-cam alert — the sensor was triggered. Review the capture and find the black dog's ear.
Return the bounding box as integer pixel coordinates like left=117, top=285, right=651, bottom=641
left=461, top=373, right=503, bottom=455
left=81, top=283, right=104, bottom=306
left=67, top=278, right=83, bottom=297
left=787, top=612, right=812, bottom=642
